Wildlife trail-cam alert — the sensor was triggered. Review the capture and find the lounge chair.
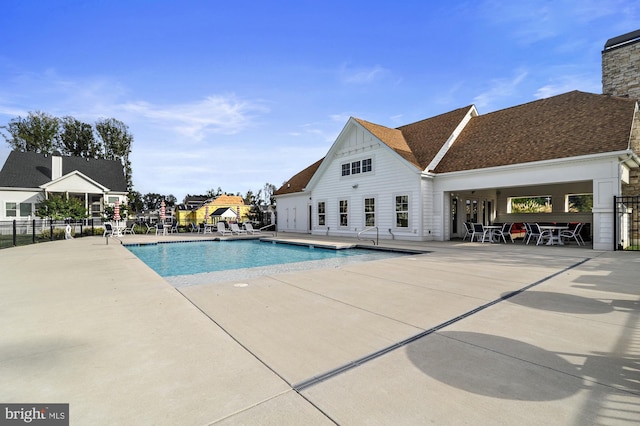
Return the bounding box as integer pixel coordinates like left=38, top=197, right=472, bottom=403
left=230, top=223, right=247, bottom=235
left=244, top=222, right=262, bottom=234
left=217, top=222, right=232, bottom=236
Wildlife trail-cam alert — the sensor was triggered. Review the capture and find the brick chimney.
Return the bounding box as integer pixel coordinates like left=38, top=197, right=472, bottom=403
left=602, top=29, right=640, bottom=99
left=51, top=151, right=63, bottom=180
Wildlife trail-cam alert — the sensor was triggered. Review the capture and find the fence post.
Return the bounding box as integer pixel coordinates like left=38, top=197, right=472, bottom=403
left=50, top=220, right=54, bottom=241
left=32, top=219, right=36, bottom=243
left=12, top=220, right=17, bottom=246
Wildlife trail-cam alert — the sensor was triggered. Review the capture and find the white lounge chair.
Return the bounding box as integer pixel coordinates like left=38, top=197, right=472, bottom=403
left=217, top=222, right=232, bottom=236
left=244, top=222, right=262, bottom=234
left=230, top=223, right=247, bottom=235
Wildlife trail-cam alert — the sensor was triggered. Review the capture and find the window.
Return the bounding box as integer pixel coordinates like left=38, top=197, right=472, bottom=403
left=6, top=202, right=17, bottom=217
left=317, top=201, right=326, bottom=226
left=566, top=194, right=593, bottom=212
left=507, top=196, right=552, bottom=213
left=364, top=198, right=375, bottom=227
left=339, top=200, right=348, bottom=227
left=4, top=202, right=32, bottom=218
left=107, top=196, right=119, bottom=204
left=351, top=160, right=361, bottom=175
left=341, top=158, right=372, bottom=177
left=395, top=195, right=409, bottom=227
left=20, top=203, right=33, bottom=217
left=362, top=158, right=372, bottom=172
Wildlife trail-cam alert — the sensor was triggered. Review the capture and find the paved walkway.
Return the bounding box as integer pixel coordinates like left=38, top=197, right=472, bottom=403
left=1, top=234, right=638, bottom=424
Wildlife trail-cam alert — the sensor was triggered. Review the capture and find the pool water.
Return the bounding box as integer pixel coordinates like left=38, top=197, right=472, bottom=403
left=126, top=240, right=406, bottom=278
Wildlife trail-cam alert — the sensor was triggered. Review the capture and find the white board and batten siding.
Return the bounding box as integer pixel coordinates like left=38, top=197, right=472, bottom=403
left=308, top=122, right=427, bottom=241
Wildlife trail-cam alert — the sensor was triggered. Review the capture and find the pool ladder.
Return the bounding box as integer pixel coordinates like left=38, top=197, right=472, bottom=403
left=357, top=226, right=378, bottom=246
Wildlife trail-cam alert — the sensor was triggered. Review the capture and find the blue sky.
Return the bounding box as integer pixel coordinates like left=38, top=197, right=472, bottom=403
left=1, top=1, right=638, bottom=202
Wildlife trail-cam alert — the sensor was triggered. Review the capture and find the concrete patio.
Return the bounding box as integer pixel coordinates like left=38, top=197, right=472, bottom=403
left=1, top=234, right=638, bottom=424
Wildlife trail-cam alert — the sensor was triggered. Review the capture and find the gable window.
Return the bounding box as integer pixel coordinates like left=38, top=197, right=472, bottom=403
left=362, top=158, right=372, bottom=172
left=395, top=195, right=409, bottom=228
left=364, top=198, right=375, bottom=227
left=339, top=200, right=348, bottom=227
left=341, top=158, right=373, bottom=177
left=317, top=201, right=326, bottom=226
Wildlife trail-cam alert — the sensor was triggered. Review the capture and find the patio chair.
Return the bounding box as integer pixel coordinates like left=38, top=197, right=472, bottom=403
left=156, top=222, right=167, bottom=236
left=560, top=222, right=585, bottom=245
left=189, top=222, right=200, bottom=233
left=144, top=222, right=156, bottom=234
left=122, top=221, right=135, bottom=234
left=526, top=223, right=552, bottom=245
left=230, top=223, right=247, bottom=235
left=243, top=222, right=262, bottom=234
left=217, top=222, right=232, bottom=236
left=471, top=223, right=489, bottom=242
left=169, top=220, right=178, bottom=233
left=494, top=222, right=514, bottom=243
left=103, top=222, right=114, bottom=238
left=462, top=222, right=473, bottom=241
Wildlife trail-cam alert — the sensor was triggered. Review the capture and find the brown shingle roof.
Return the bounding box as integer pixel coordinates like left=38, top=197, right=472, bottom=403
left=274, top=157, right=324, bottom=195
left=397, top=106, right=474, bottom=169
left=354, top=106, right=472, bottom=169
left=434, top=91, right=637, bottom=173
left=354, top=118, right=419, bottom=167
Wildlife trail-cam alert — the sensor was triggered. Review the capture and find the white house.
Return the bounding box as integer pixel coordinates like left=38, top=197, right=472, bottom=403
left=0, top=151, right=129, bottom=220
left=274, top=31, right=640, bottom=251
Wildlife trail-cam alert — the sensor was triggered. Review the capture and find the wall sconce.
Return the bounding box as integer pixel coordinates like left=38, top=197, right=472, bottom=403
left=352, top=184, right=359, bottom=189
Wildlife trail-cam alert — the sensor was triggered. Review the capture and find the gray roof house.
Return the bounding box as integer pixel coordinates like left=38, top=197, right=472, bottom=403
left=0, top=150, right=128, bottom=220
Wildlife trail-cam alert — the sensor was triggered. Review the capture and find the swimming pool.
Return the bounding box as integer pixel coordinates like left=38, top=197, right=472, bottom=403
left=126, top=240, right=409, bottom=285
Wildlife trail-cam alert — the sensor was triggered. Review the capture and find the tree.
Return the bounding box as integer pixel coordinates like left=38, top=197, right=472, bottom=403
left=59, top=116, right=100, bottom=158
left=1, top=111, right=60, bottom=153
left=142, top=193, right=163, bottom=211
left=36, top=194, right=88, bottom=220
left=262, top=182, right=276, bottom=205
left=128, top=191, right=144, bottom=214
left=95, top=118, right=133, bottom=191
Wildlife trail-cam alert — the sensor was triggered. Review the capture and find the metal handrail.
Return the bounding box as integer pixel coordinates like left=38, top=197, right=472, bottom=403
left=357, top=226, right=378, bottom=245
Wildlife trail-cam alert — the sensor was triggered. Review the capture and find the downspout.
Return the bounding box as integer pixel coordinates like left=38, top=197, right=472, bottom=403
left=388, top=228, right=395, bottom=240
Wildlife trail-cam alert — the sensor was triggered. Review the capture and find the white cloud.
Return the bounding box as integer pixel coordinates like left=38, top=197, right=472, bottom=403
left=339, top=64, right=389, bottom=84
left=472, top=70, right=528, bottom=109
left=121, top=95, right=269, bottom=141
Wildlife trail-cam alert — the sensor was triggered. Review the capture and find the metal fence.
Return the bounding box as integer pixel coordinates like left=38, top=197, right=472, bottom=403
left=614, top=196, right=640, bottom=251
left=0, top=219, right=104, bottom=249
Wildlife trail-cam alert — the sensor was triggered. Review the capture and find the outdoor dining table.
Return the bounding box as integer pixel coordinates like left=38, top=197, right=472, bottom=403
left=483, top=225, right=502, bottom=243
left=539, top=225, right=569, bottom=245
